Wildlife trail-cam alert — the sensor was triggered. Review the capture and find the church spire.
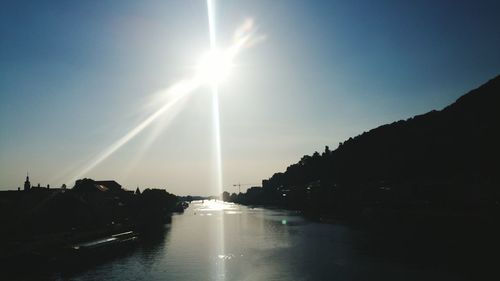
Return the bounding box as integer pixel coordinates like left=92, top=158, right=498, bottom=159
left=24, top=172, right=31, bottom=191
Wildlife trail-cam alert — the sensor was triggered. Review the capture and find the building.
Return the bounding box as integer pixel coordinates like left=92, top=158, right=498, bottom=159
left=24, top=173, right=31, bottom=191
left=94, top=180, right=123, bottom=192
left=23, top=173, right=51, bottom=191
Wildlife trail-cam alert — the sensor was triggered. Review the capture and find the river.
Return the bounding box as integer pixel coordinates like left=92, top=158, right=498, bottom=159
left=50, top=200, right=469, bottom=281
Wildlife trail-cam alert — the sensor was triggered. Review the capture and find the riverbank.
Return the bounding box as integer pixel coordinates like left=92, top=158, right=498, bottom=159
left=0, top=181, right=185, bottom=278
left=238, top=201, right=500, bottom=280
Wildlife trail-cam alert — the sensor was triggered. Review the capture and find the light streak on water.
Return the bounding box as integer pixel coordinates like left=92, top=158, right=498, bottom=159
left=211, top=84, right=226, bottom=281
left=61, top=3, right=264, bottom=278
left=206, top=1, right=226, bottom=280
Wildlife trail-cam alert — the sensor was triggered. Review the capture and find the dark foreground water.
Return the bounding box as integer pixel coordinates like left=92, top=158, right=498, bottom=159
left=45, top=200, right=476, bottom=281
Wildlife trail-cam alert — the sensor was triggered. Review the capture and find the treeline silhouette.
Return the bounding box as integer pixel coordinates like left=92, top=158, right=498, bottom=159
left=224, top=75, right=500, bottom=220
left=0, top=178, right=180, bottom=269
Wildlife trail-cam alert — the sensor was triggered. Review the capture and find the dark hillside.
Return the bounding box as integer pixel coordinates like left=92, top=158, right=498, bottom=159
left=332, top=75, right=500, bottom=186
left=228, top=75, right=500, bottom=216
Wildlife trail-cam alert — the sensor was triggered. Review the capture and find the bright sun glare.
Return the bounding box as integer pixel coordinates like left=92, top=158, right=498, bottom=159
left=70, top=11, right=261, bottom=183
left=196, top=48, right=234, bottom=85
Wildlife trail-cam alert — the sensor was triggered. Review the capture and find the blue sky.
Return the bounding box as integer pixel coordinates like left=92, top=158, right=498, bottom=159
left=1, top=0, right=499, bottom=195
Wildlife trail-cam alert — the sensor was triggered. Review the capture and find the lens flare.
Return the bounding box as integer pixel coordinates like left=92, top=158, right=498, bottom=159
left=69, top=78, right=199, bottom=184
left=66, top=1, right=263, bottom=205
left=61, top=4, right=265, bottom=279
left=196, top=48, right=234, bottom=85
left=205, top=1, right=226, bottom=280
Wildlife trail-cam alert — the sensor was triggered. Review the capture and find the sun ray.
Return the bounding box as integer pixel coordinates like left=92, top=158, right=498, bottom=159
left=205, top=1, right=227, bottom=280
left=121, top=93, right=191, bottom=181
left=68, top=78, right=200, bottom=184
left=66, top=1, right=263, bottom=195
left=207, top=0, right=216, bottom=49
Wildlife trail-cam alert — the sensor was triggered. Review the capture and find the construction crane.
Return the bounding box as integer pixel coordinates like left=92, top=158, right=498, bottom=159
left=233, top=183, right=259, bottom=193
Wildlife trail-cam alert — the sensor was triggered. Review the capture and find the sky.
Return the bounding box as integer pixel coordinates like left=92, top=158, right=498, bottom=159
left=1, top=0, right=499, bottom=195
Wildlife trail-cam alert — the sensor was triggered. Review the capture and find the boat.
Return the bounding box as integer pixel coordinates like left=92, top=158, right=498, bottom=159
left=70, top=231, right=139, bottom=254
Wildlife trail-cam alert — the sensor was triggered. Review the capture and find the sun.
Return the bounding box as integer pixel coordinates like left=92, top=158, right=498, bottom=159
left=196, top=48, right=234, bottom=85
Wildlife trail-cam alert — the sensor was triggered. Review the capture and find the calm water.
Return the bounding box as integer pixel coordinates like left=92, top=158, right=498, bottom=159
left=52, top=200, right=465, bottom=281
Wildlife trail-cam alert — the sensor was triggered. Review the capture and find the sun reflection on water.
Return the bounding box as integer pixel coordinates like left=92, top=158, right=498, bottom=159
left=193, top=200, right=238, bottom=212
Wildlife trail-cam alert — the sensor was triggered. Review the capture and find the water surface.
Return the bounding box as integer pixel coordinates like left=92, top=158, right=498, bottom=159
left=55, top=200, right=465, bottom=281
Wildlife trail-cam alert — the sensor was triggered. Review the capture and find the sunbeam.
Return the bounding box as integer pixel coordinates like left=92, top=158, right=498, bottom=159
left=67, top=1, right=263, bottom=196
left=69, top=78, right=200, bottom=184
left=205, top=1, right=226, bottom=280
left=2, top=2, right=498, bottom=281
left=121, top=92, right=191, bottom=181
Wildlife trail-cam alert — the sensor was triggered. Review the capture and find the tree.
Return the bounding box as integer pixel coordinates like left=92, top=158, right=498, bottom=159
left=323, top=145, right=331, bottom=156
left=73, top=178, right=97, bottom=192
left=222, top=191, right=230, bottom=202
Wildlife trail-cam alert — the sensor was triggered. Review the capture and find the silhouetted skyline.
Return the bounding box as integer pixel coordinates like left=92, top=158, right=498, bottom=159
left=1, top=0, right=500, bottom=195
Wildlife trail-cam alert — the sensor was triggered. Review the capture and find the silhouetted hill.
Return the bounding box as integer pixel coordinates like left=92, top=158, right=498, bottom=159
left=226, top=75, right=500, bottom=217
left=332, top=75, right=500, bottom=186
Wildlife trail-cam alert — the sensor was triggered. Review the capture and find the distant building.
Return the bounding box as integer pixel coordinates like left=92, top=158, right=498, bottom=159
left=94, top=180, right=123, bottom=192
left=24, top=174, right=31, bottom=191
left=31, top=183, right=48, bottom=190
left=22, top=173, right=51, bottom=191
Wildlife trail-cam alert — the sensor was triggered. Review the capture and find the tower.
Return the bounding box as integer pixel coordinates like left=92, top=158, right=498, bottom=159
left=24, top=172, right=31, bottom=191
